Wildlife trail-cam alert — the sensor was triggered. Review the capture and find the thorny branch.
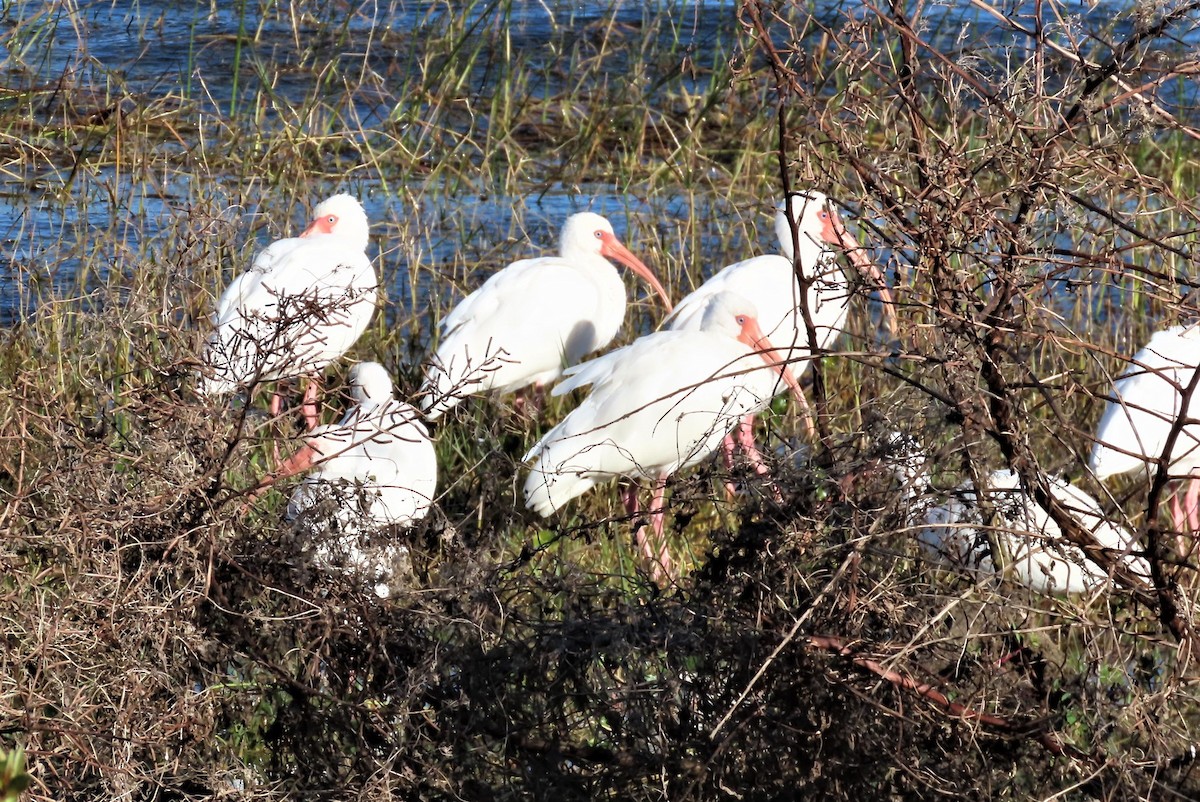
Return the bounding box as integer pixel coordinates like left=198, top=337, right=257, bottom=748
left=737, top=0, right=1200, bottom=780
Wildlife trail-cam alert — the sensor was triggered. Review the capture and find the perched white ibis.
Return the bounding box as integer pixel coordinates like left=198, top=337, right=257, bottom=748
left=420, top=212, right=673, bottom=419
left=200, top=193, right=378, bottom=429
left=1090, top=323, right=1200, bottom=541
left=894, top=438, right=1150, bottom=594
left=523, top=292, right=805, bottom=583
left=251, top=362, right=437, bottom=597
left=665, top=192, right=896, bottom=478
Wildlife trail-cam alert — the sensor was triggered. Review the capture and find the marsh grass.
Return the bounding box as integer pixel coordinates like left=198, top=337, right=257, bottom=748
left=4, top=0, right=1200, bottom=798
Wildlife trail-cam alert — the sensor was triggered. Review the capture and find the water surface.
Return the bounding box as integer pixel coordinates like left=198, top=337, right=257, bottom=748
left=0, top=0, right=1193, bottom=326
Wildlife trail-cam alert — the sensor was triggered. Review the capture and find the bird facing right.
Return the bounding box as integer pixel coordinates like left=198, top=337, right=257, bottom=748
left=665, top=191, right=896, bottom=349
left=665, top=191, right=897, bottom=459
left=523, top=291, right=805, bottom=582
left=420, top=212, right=673, bottom=419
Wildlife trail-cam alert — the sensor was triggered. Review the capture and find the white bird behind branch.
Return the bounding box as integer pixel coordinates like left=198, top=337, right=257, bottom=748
left=200, top=194, right=379, bottom=426
left=892, top=435, right=1150, bottom=595
left=251, top=362, right=437, bottom=597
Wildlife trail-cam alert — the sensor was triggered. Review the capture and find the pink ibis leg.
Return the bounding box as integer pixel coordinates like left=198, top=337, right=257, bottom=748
left=733, top=414, right=784, bottom=503
left=513, top=382, right=546, bottom=419
left=647, top=475, right=676, bottom=581
left=621, top=482, right=641, bottom=519
left=793, top=385, right=817, bottom=439
left=721, top=434, right=738, bottom=499
left=621, top=480, right=674, bottom=584
left=1186, top=474, right=1200, bottom=533
left=301, top=377, right=321, bottom=431
left=1171, top=488, right=1187, bottom=556
left=1180, top=475, right=1200, bottom=558
left=725, top=383, right=815, bottom=495
left=1170, top=482, right=1194, bottom=558
left=269, top=389, right=284, bottom=418
left=734, top=414, right=770, bottom=478
left=267, top=389, right=285, bottom=464
left=620, top=482, right=650, bottom=561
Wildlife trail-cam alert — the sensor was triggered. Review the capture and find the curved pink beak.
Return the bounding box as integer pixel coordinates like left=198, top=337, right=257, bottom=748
left=244, top=436, right=332, bottom=504
left=737, top=315, right=804, bottom=404
left=245, top=442, right=318, bottom=502
left=821, top=208, right=897, bottom=339
left=599, top=232, right=674, bottom=314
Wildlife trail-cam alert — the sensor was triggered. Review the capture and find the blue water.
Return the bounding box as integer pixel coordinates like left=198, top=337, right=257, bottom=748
left=0, top=0, right=1195, bottom=325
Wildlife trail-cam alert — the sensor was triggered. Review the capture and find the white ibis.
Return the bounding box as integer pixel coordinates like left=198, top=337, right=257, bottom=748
left=420, top=212, right=673, bottom=419
left=665, top=192, right=896, bottom=477
left=1090, top=323, right=1200, bottom=541
left=894, top=438, right=1150, bottom=594
left=200, top=193, right=378, bottom=429
left=523, top=292, right=805, bottom=583
left=251, top=362, right=437, bottom=597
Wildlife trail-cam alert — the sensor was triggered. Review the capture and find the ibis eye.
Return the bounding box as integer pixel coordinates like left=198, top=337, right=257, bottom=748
left=819, top=211, right=829, bottom=219
left=327, top=215, right=338, bottom=224
left=736, top=315, right=747, bottom=325
left=594, top=230, right=603, bottom=239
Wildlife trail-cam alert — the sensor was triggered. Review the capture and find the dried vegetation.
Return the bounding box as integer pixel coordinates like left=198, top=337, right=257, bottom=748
left=3, top=0, right=1200, bottom=799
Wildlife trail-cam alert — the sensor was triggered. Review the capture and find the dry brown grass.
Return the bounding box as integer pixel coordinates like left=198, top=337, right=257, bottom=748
left=4, top=0, right=1200, bottom=799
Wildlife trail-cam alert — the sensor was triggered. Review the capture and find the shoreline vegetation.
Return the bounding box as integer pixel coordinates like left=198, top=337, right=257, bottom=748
left=3, top=0, right=1200, bottom=798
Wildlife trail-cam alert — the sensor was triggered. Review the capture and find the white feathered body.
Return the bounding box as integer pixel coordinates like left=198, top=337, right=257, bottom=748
left=288, top=398, right=437, bottom=533
left=523, top=329, right=783, bottom=516
left=666, top=193, right=858, bottom=379
left=666, top=251, right=850, bottom=355
left=916, top=469, right=1149, bottom=595
left=422, top=255, right=628, bottom=416
left=1090, top=323, right=1200, bottom=482
left=201, top=232, right=378, bottom=394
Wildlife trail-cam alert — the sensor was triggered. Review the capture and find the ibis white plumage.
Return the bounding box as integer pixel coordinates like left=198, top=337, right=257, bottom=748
left=420, top=212, right=673, bottom=419
left=200, top=193, right=379, bottom=428
left=523, top=292, right=805, bottom=582
left=665, top=192, right=896, bottom=469
left=1090, top=323, right=1200, bottom=536
left=666, top=191, right=896, bottom=348
left=252, top=362, right=437, bottom=597
left=895, top=439, right=1150, bottom=595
